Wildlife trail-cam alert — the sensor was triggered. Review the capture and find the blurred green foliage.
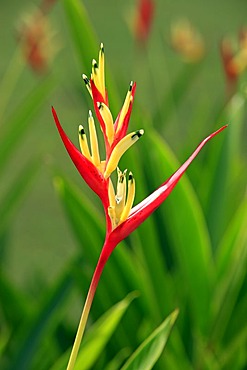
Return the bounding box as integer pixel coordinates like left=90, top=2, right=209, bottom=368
left=1, top=0, right=247, bottom=369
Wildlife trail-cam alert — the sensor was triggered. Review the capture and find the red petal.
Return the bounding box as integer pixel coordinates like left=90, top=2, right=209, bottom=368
left=110, top=125, right=227, bottom=243
left=52, top=107, right=108, bottom=204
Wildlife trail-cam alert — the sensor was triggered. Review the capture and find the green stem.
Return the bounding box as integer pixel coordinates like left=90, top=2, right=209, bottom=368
left=66, top=241, right=113, bottom=370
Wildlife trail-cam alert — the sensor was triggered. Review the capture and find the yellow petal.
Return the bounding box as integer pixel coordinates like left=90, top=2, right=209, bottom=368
left=120, top=172, right=135, bottom=223
left=88, top=110, right=101, bottom=167
left=104, top=129, right=144, bottom=178
left=78, top=125, right=91, bottom=160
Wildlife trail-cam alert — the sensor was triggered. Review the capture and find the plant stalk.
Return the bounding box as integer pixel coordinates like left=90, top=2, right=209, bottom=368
left=66, top=240, right=113, bottom=370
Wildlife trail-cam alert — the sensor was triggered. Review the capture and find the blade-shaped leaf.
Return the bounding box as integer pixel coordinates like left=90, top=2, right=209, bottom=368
left=0, top=77, right=54, bottom=173
left=210, top=192, right=247, bottom=343
left=200, top=94, right=246, bottom=247
left=140, top=126, right=214, bottom=334
left=51, top=292, right=136, bottom=370
left=0, top=159, right=39, bottom=237
left=153, top=63, right=201, bottom=129
left=7, top=271, right=73, bottom=370
left=120, top=309, right=178, bottom=370
left=0, top=270, right=29, bottom=329
left=62, top=0, right=120, bottom=113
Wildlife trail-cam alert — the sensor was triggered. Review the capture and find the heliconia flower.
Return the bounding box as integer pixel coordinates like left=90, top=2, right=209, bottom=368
left=220, top=28, right=247, bottom=98
left=52, top=44, right=227, bottom=370
left=170, top=19, right=205, bottom=63
left=134, top=0, right=155, bottom=44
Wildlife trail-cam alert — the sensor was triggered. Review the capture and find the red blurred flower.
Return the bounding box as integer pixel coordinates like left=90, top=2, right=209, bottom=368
left=220, top=28, right=247, bottom=97
left=134, top=0, right=155, bottom=44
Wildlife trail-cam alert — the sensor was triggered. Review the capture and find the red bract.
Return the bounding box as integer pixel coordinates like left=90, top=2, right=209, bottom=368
left=52, top=107, right=109, bottom=207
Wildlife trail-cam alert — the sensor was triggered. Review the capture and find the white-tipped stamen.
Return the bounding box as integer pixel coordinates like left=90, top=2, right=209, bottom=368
left=115, top=169, right=127, bottom=223
left=78, top=125, right=91, bottom=160
left=91, top=59, right=102, bottom=94
left=82, top=74, right=92, bottom=97
left=97, top=102, right=114, bottom=145
left=116, top=82, right=134, bottom=133
left=88, top=110, right=101, bottom=167
left=104, top=129, right=144, bottom=178
left=120, top=172, right=135, bottom=223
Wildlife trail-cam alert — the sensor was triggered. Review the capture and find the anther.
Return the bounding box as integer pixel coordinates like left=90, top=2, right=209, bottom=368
left=79, top=125, right=85, bottom=136
left=129, top=172, right=133, bottom=181
left=82, top=74, right=90, bottom=84
left=92, top=59, right=98, bottom=69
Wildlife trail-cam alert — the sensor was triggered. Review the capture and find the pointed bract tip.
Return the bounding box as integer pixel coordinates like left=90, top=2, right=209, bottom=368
left=82, top=74, right=90, bottom=84
left=129, top=81, right=134, bottom=91
left=100, top=42, right=104, bottom=52
left=88, top=110, right=93, bottom=117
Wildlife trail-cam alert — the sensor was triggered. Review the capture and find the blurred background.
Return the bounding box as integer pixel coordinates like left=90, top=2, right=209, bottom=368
left=1, top=0, right=246, bottom=292
left=1, top=0, right=247, bottom=369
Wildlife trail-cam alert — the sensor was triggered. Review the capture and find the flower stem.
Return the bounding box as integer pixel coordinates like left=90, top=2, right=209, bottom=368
left=66, top=242, right=113, bottom=370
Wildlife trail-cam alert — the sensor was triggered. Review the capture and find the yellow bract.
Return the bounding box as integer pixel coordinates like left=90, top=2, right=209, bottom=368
left=108, top=169, right=136, bottom=228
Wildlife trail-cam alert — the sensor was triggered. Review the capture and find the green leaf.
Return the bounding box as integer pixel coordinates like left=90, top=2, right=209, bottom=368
left=201, top=94, right=245, bottom=247
left=153, top=63, right=201, bottom=129
left=210, top=193, right=247, bottom=343
left=0, top=270, right=29, bottom=329
left=7, top=271, right=73, bottom=370
left=120, top=309, right=178, bottom=370
left=62, top=0, right=120, bottom=113
left=122, top=146, right=174, bottom=321
left=140, top=126, right=213, bottom=334
left=0, top=159, right=39, bottom=237
left=51, top=292, right=136, bottom=370
left=0, top=77, right=54, bottom=173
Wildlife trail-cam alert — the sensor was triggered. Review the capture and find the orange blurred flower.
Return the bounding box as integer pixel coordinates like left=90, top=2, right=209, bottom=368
left=171, top=19, right=205, bottom=63
left=220, top=28, right=247, bottom=93
left=17, top=8, right=56, bottom=73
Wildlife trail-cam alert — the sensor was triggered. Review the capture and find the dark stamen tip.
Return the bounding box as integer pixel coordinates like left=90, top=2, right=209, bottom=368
left=92, top=60, right=98, bottom=69
left=131, top=129, right=144, bottom=139
left=82, top=74, right=90, bottom=84
left=79, top=126, right=85, bottom=136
